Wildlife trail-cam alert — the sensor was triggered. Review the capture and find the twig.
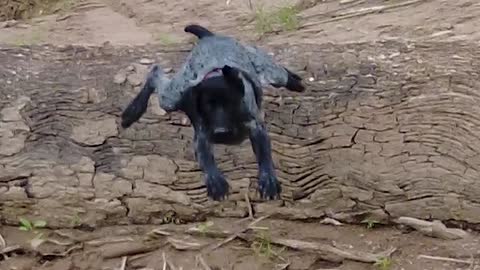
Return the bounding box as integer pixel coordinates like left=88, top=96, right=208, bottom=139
left=206, top=215, right=270, bottom=252
left=102, top=242, right=160, bottom=259
left=167, top=260, right=178, bottom=270
left=244, top=193, right=254, bottom=219
left=86, top=237, right=135, bottom=247
left=196, top=254, right=213, bottom=270
left=119, top=256, right=127, bottom=270
left=0, top=232, right=6, bottom=249
left=38, top=243, right=84, bottom=258
left=418, top=255, right=473, bottom=265
left=300, top=0, right=426, bottom=29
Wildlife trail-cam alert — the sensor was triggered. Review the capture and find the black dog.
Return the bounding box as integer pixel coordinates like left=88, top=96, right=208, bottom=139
left=121, top=24, right=305, bottom=201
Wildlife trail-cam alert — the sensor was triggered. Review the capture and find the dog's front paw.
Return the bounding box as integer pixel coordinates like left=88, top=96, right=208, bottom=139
left=258, top=172, right=281, bottom=200
left=205, top=173, right=230, bottom=201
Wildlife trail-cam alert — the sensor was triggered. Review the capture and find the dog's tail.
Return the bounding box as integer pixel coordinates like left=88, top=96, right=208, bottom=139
left=284, top=68, right=305, bottom=92
left=184, top=24, right=215, bottom=39
left=121, top=65, right=163, bottom=128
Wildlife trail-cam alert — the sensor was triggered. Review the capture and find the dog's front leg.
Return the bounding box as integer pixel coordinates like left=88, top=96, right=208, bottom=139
left=247, top=120, right=281, bottom=200
left=193, top=127, right=229, bottom=201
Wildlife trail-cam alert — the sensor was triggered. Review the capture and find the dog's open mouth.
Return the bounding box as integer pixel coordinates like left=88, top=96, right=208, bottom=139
left=203, top=68, right=223, bottom=80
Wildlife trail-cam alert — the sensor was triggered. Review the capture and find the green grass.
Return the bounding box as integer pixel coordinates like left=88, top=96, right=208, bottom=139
left=154, top=33, right=178, bottom=46
left=251, top=231, right=275, bottom=259
left=254, top=4, right=300, bottom=35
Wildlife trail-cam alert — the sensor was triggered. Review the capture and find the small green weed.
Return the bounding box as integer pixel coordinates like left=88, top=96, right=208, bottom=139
left=374, top=257, right=393, bottom=270
left=361, top=218, right=381, bottom=229
left=19, top=217, right=47, bottom=232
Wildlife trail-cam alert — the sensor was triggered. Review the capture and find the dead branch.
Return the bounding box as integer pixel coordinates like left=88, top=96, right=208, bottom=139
left=394, top=217, right=469, bottom=240
left=269, top=238, right=396, bottom=263
left=187, top=225, right=395, bottom=264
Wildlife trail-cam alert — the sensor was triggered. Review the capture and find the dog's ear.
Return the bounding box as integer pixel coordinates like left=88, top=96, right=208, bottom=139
left=222, top=65, right=245, bottom=97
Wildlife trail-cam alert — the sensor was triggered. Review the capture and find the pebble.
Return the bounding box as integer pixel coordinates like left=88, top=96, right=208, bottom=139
left=127, top=73, right=143, bottom=86
left=139, top=58, right=154, bottom=65
left=113, top=71, right=127, bottom=84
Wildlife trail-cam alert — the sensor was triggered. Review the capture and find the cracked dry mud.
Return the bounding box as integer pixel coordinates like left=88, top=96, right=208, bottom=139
left=2, top=0, right=480, bottom=269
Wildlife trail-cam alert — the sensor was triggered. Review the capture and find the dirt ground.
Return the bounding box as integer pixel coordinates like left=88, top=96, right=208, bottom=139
left=2, top=0, right=480, bottom=269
